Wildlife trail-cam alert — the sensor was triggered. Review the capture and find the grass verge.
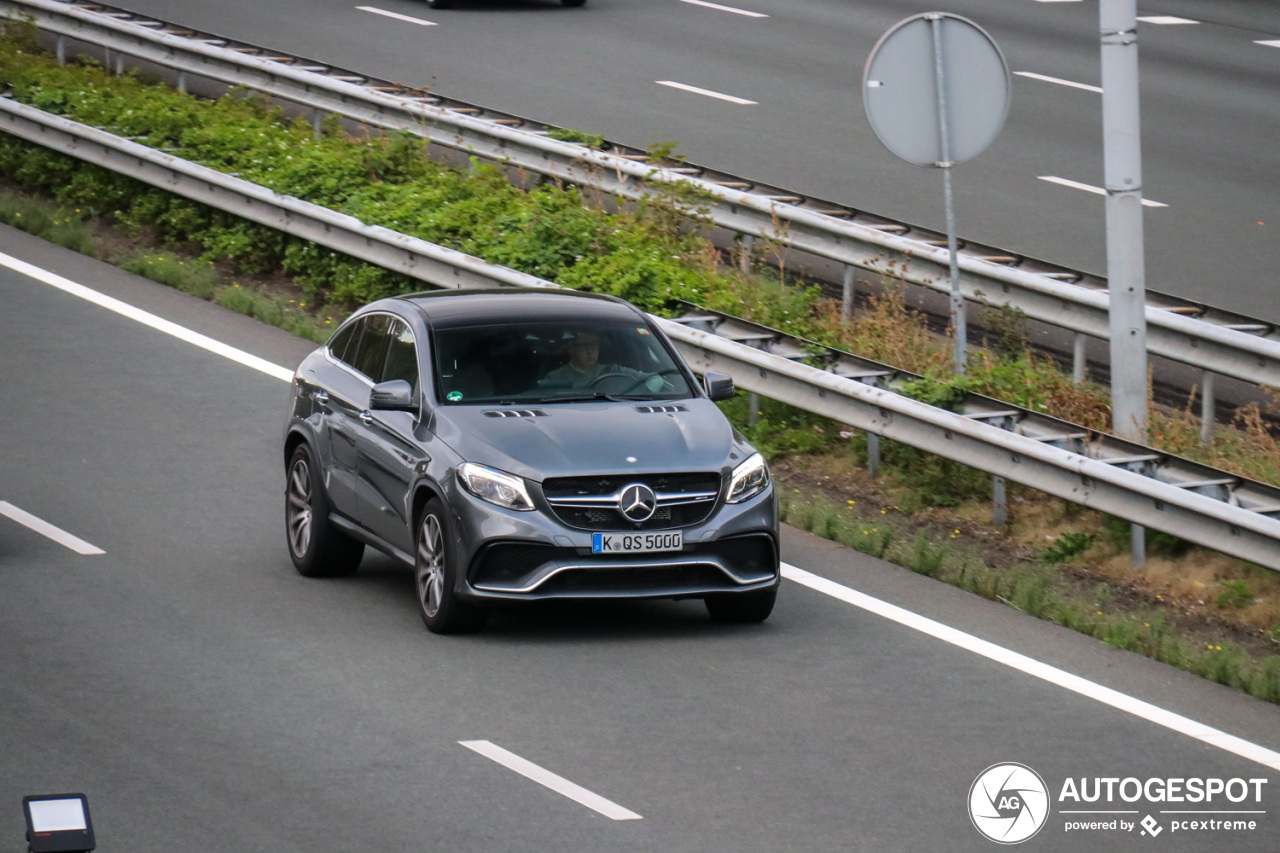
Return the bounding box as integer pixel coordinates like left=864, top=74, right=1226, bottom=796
left=779, top=489, right=1280, bottom=704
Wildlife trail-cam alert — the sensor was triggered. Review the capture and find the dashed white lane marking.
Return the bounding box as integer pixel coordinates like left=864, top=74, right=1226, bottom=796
left=1136, top=16, right=1199, bottom=25
left=0, top=250, right=295, bottom=382
left=782, top=564, right=1280, bottom=772
left=10, top=254, right=1277, bottom=774
left=656, top=81, right=756, bottom=105
left=356, top=6, right=437, bottom=26
left=0, top=501, right=104, bottom=555
left=1038, top=176, right=1169, bottom=208
left=1257, top=40, right=1280, bottom=49
left=1014, top=71, right=1103, bottom=93
left=678, top=0, right=768, bottom=18
left=459, top=740, right=642, bottom=820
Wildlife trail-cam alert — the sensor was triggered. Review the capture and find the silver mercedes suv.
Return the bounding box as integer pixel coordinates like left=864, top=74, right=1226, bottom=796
left=283, top=289, right=778, bottom=633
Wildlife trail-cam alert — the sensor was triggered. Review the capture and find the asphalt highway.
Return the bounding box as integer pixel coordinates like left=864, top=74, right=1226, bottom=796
left=2, top=227, right=1279, bottom=850
left=100, top=0, right=1280, bottom=319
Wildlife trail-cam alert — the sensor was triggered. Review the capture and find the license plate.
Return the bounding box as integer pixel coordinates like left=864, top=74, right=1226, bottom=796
left=591, top=531, right=683, bottom=554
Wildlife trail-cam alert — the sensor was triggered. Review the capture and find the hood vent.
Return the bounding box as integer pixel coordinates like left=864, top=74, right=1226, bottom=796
left=483, top=409, right=547, bottom=419
left=635, top=405, right=687, bottom=414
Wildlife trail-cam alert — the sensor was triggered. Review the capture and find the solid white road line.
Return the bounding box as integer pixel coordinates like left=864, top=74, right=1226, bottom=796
left=1038, top=176, right=1168, bottom=208
left=783, top=563, right=1280, bottom=772
left=1136, top=16, right=1199, bottom=25
left=1014, top=71, right=1103, bottom=94
left=655, top=81, right=757, bottom=105
left=0, top=250, right=296, bottom=383
left=356, top=6, right=437, bottom=26
left=1257, top=41, right=1280, bottom=49
left=0, top=501, right=104, bottom=555
left=459, top=740, right=642, bottom=820
left=677, top=0, right=768, bottom=18
left=12, top=254, right=1278, bottom=775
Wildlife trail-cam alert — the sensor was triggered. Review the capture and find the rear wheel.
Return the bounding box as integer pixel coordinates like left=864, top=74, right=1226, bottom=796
left=416, top=499, right=487, bottom=634
left=286, top=444, right=364, bottom=577
left=705, top=587, right=776, bottom=623
left=426, top=0, right=453, bottom=8
left=562, top=0, right=587, bottom=6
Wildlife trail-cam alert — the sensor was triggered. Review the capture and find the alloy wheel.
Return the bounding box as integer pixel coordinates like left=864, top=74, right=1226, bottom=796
left=287, top=456, right=313, bottom=559
left=417, top=514, right=445, bottom=618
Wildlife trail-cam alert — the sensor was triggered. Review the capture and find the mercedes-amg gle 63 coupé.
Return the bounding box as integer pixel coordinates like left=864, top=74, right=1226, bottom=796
left=283, top=289, right=778, bottom=633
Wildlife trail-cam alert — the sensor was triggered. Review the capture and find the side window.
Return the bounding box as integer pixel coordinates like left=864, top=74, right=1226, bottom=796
left=381, top=319, right=420, bottom=395
left=350, top=314, right=393, bottom=380
left=328, top=319, right=361, bottom=367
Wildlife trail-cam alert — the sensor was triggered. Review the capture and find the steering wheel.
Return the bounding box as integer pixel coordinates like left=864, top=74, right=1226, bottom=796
left=588, top=371, right=637, bottom=393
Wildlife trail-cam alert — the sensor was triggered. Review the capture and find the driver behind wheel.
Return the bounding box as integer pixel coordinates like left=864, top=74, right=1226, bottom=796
left=539, top=330, right=664, bottom=392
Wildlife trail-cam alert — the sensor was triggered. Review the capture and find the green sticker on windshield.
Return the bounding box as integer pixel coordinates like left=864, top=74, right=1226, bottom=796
left=447, top=391, right=463, bottom=402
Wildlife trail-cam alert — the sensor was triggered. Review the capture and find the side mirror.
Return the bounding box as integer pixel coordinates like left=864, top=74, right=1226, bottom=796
left=704, top=371, right=735, bottom=402
left=369, top=379, right=415, bottom=412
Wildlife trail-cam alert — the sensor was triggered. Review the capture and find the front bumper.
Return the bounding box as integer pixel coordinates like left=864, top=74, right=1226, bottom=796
left=450, top=483, right=779, bottom=602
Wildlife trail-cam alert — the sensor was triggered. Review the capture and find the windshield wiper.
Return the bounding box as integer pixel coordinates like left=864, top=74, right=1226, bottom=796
left=537, top=391, right=628, bottom=403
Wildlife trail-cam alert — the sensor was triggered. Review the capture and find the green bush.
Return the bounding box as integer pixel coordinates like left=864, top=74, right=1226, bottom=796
left=121, top=252, right=218, bottom=298
left=905, top=532, right=947, bottom=578
left=1009, top=567, right=1054, bottom=618
left=1249, top=657, right=1280, bottom=703
left=1039, top=532, right=1095, bottom=565
left=0, top=191, right=95, bottom=254
left=1215, top=579, right=1253, bottom=609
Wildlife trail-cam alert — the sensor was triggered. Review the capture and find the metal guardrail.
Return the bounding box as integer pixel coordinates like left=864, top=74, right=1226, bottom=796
left=3, top=0, right=1280, bottom=391
left=4, top=94, right=1280, bottom=570
left=0, top=100, right=556, bottom=291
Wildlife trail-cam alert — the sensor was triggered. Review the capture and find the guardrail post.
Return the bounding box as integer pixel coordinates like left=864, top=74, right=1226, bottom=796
left=1200, top=369, right=1215, bottom=445
left=55, top=35, right=65, bottom=65
left=992, top=475, right=1007, bottom=526
left=867, top=432, right=881, bottom=479
left=747, top=338, right=763, bottom=427
left=1073, top=333, right=1088, bottom=384
left=1131, top=523, right=1146, bottom=568
left=841, top=265, right=855, bottom=320
left=739, top=234, right=754, bottom=273
left=177, top=71, right=187, bottom=94
left=311, top=108, right=324, bottom=140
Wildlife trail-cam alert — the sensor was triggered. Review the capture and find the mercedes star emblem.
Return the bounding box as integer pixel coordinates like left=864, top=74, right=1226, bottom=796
left=618, top=483, right=657, bottom=522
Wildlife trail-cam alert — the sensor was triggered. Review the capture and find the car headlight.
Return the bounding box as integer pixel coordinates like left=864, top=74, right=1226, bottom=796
left=457, top=463, right=535, bottom=511
left=727, top=453, right=769, bottom=504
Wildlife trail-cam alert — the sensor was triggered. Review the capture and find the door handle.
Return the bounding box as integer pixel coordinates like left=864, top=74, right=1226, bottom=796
left=359, top=411, right=374, bottom=425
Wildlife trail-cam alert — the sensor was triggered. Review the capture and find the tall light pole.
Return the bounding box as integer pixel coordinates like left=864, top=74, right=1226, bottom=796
left=1100, top=0, right=1148, bottom=443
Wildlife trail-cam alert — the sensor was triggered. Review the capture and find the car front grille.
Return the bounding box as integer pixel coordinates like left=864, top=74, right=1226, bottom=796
left=541, top=472, right=721, bottom=531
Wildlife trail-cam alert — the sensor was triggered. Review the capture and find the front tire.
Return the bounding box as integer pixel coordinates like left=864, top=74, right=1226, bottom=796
left=562, top=0, right=588, bottom=5
left=286, top=444, right=364, bottom=577
left=426, top=0, right=453, bottom=8
left=416, top=499, right=487, bottom=634
left=705, top=587, right=776, bottom=623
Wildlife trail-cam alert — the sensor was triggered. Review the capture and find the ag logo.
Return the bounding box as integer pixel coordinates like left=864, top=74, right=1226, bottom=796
left=969, top=763, right=1050, bottom=844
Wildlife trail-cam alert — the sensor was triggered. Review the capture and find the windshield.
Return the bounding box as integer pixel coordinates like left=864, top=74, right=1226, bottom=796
left=433, top=319, right=694, bottom=405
